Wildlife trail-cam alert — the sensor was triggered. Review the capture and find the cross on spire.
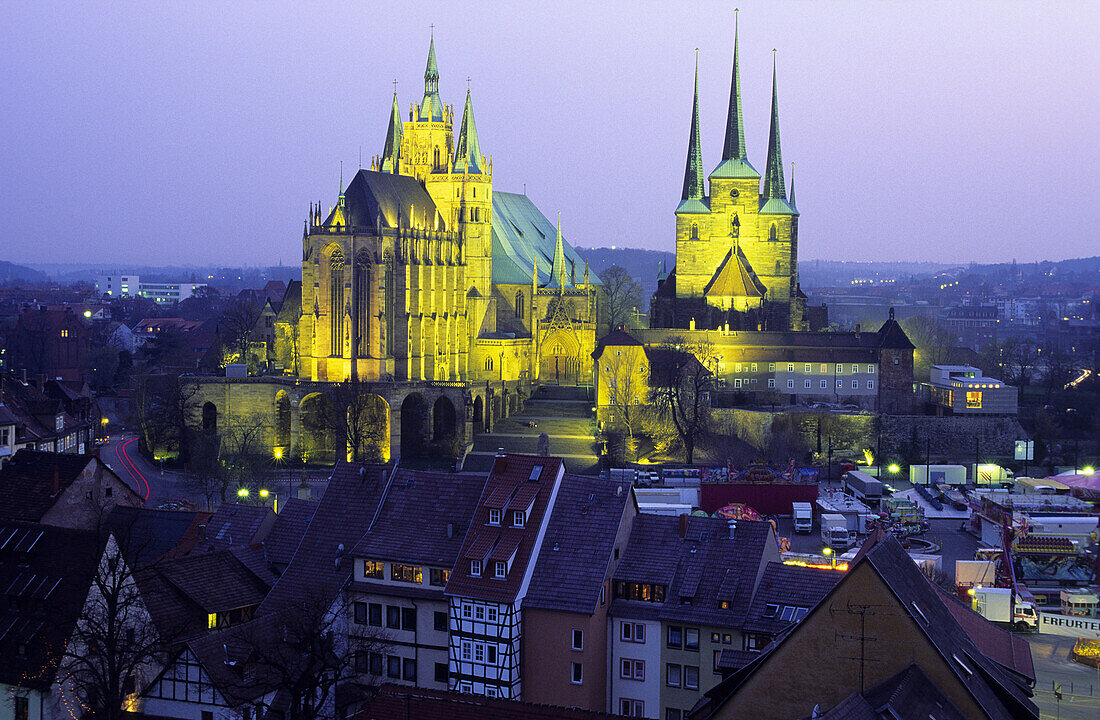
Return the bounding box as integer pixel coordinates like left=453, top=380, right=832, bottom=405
left=392, top=78, right=398, bottom=93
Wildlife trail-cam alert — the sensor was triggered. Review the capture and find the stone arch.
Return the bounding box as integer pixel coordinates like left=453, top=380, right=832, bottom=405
left=400, top=392, right=430, bottom=459
left=348, top=394, right=389, bottom=463
left=274, top=391, right=291, bottom=450
left=540, top=329, right=582, bottom=386
left=202, top=402, right=217, bottom=434
left=472, top=395, right=484, bottom=433
left=432, top=396, right=457, bottom=446
left=299, top=392, right=335, bottom=463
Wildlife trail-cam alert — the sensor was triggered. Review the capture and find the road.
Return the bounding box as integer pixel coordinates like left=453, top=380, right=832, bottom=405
left=1027, top=634, right=1100, bottom=720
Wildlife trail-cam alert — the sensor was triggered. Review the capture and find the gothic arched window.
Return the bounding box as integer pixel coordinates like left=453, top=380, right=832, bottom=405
left=433, top=147, right=440, bottom=169
left=355, top=255, right=371, bottom=358
left=690, top=223, right=699, bottom=240
left=515, top=291, right=524, bottom=319
left=769, top=224, right=778, bottom=241
left=731, top=216, right=740, bottom=238
left=775, top=260, right=782, bottom=276
left=485, top=357, right=493, bottom=371
left=329, top=249, right=345, bottom=357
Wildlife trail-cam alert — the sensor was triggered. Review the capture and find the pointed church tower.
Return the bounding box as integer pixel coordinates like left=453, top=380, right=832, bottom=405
left=381, top=91, right=403, bottom=174
left=710, top=10, right=759, bottom=182
left=678, top=54, right=706, bottom=209
left=546, top=213, right=570, bottom=291
left=419, top=31, right=444, bottom=122
left=674, top=52, right=712, bottom=300
left=404, top=33, right=454, bottom=183
left=453, top=89, right=484, bottom=174
left=760, top=53, right=793, bottom=210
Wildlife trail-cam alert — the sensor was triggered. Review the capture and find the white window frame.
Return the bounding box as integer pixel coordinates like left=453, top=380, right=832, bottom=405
left=475, top=605, right=485, bottom=621
left=470, top=559, right=481, bottom=577
left=786, top=379, right=794, bottom=389
left=494, top=561, right=506, bottom=578
left=804, top=363, right=812, bottom=373
left=487, top=607, right=498, bottom=622
left=787, top=363, right=794, bottom=372
left=820, top=379, right=827, bottom=389
left=768, top=362, right=775, bottom=371
left=803, top=379, right=811, bottom=389
left=868, top=365, right=876, bottom=374
left=767, top=378, right=775, bottom=388
left=571, top=661, right=583, bottom=684
left=513, top=510, right=525, bottom=527
left=868, top=380, right=875, bottom=389
left=488, top=508, right=500, bottom=525
left=572, top=629, right=583, bottom=651
left=751, top=362, right=758, bottom=372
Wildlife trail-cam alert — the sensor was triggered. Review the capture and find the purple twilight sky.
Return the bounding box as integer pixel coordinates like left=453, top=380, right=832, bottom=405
left=2, top=0, right=1097, bottom=268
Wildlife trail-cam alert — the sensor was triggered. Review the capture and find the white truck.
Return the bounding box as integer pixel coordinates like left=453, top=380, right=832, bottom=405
left=792, top=502, right=813, bottom=534
left=820, top=513, right=853, bottom=550
left=909, top=464, right=967, bottom=486
left=971, top=587, right=1038, bottom=632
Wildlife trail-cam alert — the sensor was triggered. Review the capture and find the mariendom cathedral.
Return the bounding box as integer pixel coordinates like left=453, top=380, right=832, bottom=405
left=298, top=36, right=599, bottom=388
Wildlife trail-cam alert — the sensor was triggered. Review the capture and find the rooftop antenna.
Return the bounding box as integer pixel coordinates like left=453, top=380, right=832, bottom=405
left=359, top=145, right=362, bottom=169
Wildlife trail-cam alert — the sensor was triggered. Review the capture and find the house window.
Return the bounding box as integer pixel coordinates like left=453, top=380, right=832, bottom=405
left=462, top=603, right=472, bottom=619
left=868, top=380, right=875, bottom=389
left=571, top=662, right=583, bottom=684
left=487, top=607, right=498, bottom=622
left=684, top=665, right=699, bottom=689
left=484, top=687, right=498, bottom=698
left=668, top=711, right=683, bottom=720
left=353, top=602, right=368, bottom=624
left=403, top=658, right=417, bottom=681
left=966, top=391, right=982, bottom=409
left=61, top=329, right=69, bottom=338
left=434, top=611, right=448, bottom=631
left=488, top=508, right=501, bottom=525
left=786, top=379, right=794, bottom=389
left=387, top=655, right=401, bottom=679
left=852, top=380, right=859, bottom=389
left=787, top=363, right=794, bottom=372
left=369, top=603, right=382, bottom=626
left=475, top=644, right=485, bottom=662
left=362, top=560, right=384, bottom=579
left=768, top=362, right=775, bottom=371
left=666, top=663, right=682, bottom=687
left=471, top=560, right=481, bottom=577
left=391, top=564, right=422, bottom=584
left=804, top=363, right=811, bottom=373
left=804, top=379, right=811, bottom=389
left=667, top=626, right=682, bottom=648
left=836, top=364, right=844, bottom=373
left=763, top=604, right=779, bottom=618
left=487, top=645, right=497, bottom=663
left=734, top=379, right=742, bottom=388
left=386, top=606, right=401, bottom=629
left=430, top=568, right=449, bottom=586
left=572, top=629, right=583, bottom=651
left=619, top=699, right=644, bottom=717
left=207, top=612, right=217, bottom=629
left=435, top=662, right=448, bottom=683
left=513, top=510, right=525, bottom=527
left=14, top=697, right=28, bottom=720
left=461, top=641, right=472, bottom=660
left=820, top=379, right=827, bottom=389
left=768, top=378, right=775, bottom=388
left=868, top=365, right=876, bottom=373
left=852, top=364, right=859, bottom=373
left=751, top=363, right=758, bottom=372
left=621, top=621, right=646, bottom=643
left=820, top=364, right=828, bottom=373
left=494, top=561, right=506, bottom=578
left=735, top=362, right=742, bottom=373
left=621, top=657, right=645, bottom=680
left=475, top=605, right=485, bottom=621
left=685, top=627, right=700, bottom=650
left=485, top=357, right=493, bottom=371
left=402, top=607, right=417, bottom=630
left=836, top=380, right=843, bottom=389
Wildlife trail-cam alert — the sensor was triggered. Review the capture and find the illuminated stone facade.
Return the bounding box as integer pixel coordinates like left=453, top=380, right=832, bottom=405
left=652, top=24, right=806, bottom=332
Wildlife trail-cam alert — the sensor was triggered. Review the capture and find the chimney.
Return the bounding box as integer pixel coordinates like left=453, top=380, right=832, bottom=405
left=728, top=520, right=738, bottom=539
left=51, top=466, right=60, bottom=496
left=678, top=513, right=688, bottom=538
left=35, top=374, right=46, bottom=391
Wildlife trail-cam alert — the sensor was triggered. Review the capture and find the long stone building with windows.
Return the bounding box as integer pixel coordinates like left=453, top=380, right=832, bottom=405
left=189, top=35, right=600, bottom=462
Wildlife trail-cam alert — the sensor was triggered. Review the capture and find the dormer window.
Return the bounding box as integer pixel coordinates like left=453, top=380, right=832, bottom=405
left=470, top=560, right=482, bottom=577
left=488, top=509, right=501, bottom=526
left=763, top=604, right=779, bottom=619
left=494, top=561, right=506, bottom=579
left=56, top=415, right=64, bottom=432
left=362, top=560, right=384, bottom=579
left=513, top=510, right=525, bottom=528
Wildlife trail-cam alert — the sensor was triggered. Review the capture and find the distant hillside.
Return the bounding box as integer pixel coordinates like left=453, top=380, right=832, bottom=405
left=0, top=260, right=48, bottom=284
left=575, top=247, right=675, bottom=294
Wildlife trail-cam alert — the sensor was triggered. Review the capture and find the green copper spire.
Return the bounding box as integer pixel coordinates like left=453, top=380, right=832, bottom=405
left=549, top=213, right=569, bottom=291
left=418, top=32, right=444, bottom=122
left=681, top=52, right=705, bottom=202
left=762, top=52, right=787, bottom=201
left=453, top=88, right=483, bottom=174
left=723, top=11, right=746, bottom=161
left=381, top=90, right=403, bottom=173
left=788, top=161, right=797, bottom=211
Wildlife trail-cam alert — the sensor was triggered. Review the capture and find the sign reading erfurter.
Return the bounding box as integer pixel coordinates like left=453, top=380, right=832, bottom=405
left=1039, top=612, right=1100, bottom=639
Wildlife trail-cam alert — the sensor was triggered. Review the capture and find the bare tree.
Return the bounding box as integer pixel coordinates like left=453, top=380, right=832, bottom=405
left=129, top=373, right=201, bottom=460
left=603, top=348, right=648, bottom=441
left=1002, top=337, right=1039, bottom=387
left=219, top=413, right=274, bottom=498
left=1041, top=346, right=1076, bottom=401
left=313, top=379, right=389, bottom=463
left=900, top=315, right=954, bottom=380
left=219, top=299, right=262, bottom=360
left=598, top=265, right=643, bottom=333
left=647, top=337, right=714, bottom=464
left=230, top=595, right=385, bottom=720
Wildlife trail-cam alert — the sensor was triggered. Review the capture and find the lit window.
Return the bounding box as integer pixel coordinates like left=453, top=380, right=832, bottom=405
left=836, top=380, right=842, bottom=389
left=207, top=613, right=217, bottom=629
left=966, top=391, right=982, bottom=409
left=362, top=560, right=383, bottom=579
left=390, top=564, right=422, bottom=584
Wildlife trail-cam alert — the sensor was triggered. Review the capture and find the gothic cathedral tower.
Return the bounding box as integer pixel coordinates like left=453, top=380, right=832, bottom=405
left=655, top=16, right=806, bottom=332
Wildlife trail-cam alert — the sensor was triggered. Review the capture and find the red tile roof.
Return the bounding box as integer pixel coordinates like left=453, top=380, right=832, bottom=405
left=353, top=684, right=629, bottom=719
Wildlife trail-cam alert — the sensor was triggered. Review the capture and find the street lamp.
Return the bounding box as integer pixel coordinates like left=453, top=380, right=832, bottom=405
left=888, top=463, right=900, bottom=474
left=823, top=546, right=836, bottom=570
left=237, top=487, right=249, bottom=499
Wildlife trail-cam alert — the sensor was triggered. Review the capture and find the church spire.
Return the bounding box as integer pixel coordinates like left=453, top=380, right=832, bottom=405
left=424, top=31, right=439, bottom=95
left=681, top=51, right=705, bottom=202
left=762, top=51, right=787, bottom=201
left=788, top=161, right=797, bottom=211
left=418, top=32, right=444, bottom=122
left=453, top=88, right=483, bottom=174
left=381, top=90, right=403, bottom=173
left=550, top=213, right=568, bottom=292
left=722, top=10, right=747, bottom=162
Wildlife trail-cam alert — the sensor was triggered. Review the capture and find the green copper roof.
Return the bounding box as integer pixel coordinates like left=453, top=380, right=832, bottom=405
left=490, top=191, right=601, bottom=287
left=381, top=91, right=403, bottom=173
left=418, top=34, right=445, bottom=122
left=719, top=14, right=749, bottom=163
left=758, top=197, right=797, bottom=215
left=762, top=55, right=787, bottom=202
left=788, top=162, right=797, bottom=213
left=681, top=55, right=705, bottom=202
left=710, top=156, right=760, bottom=180
left=452, top=89, right=483, bottom=174
left=675, top=196, right=711, bottom=214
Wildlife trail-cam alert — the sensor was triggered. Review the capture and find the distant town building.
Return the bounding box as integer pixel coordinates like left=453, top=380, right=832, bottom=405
left=8, top=305, right=91, bottom=382
left=922, top=365, right=1018, bottom=415
left=95, top=274, right=207, bottom=303
left=939, top=305, right=998, bottom=349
